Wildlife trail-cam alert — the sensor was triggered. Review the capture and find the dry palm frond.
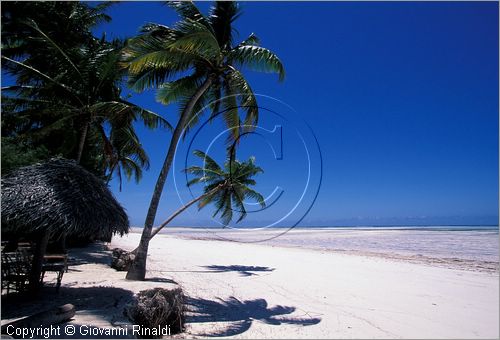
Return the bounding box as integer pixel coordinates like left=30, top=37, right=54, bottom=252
left=1, top=158, right=129, bottom=240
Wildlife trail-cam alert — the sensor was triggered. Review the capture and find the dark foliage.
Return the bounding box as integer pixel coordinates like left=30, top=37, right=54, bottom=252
left=1, top=1, right=112, bottom=175
left=1, top=158, right=129, bottom=240
left=1, top=1, right=167, bottom=183
left=1, top=1, right=111, bottom=60
left=1, top=137, right=49, bottom=175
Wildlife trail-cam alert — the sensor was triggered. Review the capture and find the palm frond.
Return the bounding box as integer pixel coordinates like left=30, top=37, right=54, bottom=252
left=167, top=1, right=212, bottom=30
left=243, top=187, right=266, bottom=208
left=227, top=67, right=258, bottom=129
left=1, top=56, right=82, bottom=102
left=219, top=192, right=233, bottom=226
left=208, top=1, right=241, bottom=49
left=235, top=33, right=260, bottom=48
left=171, top=19, right=220, bottom=60
left=87, top=2, right=114, bottom=24
left=126, top=49, right=192, bottom=77
left=184, top=165, right=224, bottom=178
left=127, top=66, right=173, bottom=92
left=156, top=74, right=203, bottom=106
left=119, top=100, right=173, bottom=130
left=232, top=185, right=248, bottom=222
left=193, top=149, right=223, bottom=173
left=222, top=81, right=240, bottom=142
left=25, top=19, right=84, bottom=81
left=227, top=45, right=285, bottom=81
left=121, top=156, right=144, bottom=183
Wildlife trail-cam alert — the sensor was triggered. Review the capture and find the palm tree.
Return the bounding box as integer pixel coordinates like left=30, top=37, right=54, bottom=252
left=146, top=150, right=265, bottom=245
left=2, top=1, right=116, bottom=173
left=2, top=6, right=171, bottom=251
left=123, top=1, right=285, bottom=280
left=104, top=123, right=151, bottom=191
left=1, top=21, right=170, bottom=177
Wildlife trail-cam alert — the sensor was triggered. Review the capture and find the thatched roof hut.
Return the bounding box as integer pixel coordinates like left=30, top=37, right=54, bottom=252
left=1, top=158, right=129, bottom=241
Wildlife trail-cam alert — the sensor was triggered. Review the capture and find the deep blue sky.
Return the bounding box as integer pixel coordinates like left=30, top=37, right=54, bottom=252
left=90, top=1, right=499, bottom=227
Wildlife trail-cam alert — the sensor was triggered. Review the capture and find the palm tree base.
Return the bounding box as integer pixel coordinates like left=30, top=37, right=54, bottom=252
left=125, top=252, right=147, bottom=281
left=125, top=264, right=146, bottom=281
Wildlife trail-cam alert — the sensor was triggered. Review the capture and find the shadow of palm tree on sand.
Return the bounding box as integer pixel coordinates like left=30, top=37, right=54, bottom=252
left=201, top=265, right=275, bottom=277
left=187, top=296, right=321, bottom=337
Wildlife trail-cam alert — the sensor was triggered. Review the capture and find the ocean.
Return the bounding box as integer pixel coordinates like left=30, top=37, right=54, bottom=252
left=143, top=225, right=499, bottom=273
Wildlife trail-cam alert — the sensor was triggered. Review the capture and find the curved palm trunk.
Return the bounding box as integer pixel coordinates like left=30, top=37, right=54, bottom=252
left=128, top=185, right=223, bottom=257
left=128, top=183, right=224, bottom=255
left=76, top=121, right=89, bottom=164
left=126, top=76, right=214, bottom=281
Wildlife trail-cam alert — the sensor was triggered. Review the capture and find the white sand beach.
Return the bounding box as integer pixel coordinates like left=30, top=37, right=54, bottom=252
left=2, top=1, right=498, bottom=339
left=3, top=229, right=498, bottom=339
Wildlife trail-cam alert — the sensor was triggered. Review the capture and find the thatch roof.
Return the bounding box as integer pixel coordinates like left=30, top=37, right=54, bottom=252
left=1, top=158, right=129, bottom=239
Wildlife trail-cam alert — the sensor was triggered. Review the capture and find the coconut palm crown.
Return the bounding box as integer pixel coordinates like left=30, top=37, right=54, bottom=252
left=1, top=5, right=171, bottom=181
left=123, top=1, right=284, bottom=281
left=185, top=150, right=265, bottom=225
left=122, top=1, right=285, bottom=140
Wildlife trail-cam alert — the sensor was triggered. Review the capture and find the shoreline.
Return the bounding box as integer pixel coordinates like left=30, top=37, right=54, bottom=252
left=131, top=227, right=500, bottom=273
left=130, top=225, right=500, bottom=232
left=115, top=232, right=500, bottom=338
left=2, top=231, right=498, bottom=338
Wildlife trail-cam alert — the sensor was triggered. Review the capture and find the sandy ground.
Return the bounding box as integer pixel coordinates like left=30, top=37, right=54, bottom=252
left=2, top=231, right=499, bottom=339
left=146, top=227, right=500, bottom=272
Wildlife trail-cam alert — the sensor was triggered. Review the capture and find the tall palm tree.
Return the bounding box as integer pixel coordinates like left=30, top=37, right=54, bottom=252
left=147, top=150, right=265, bottom=245
left=123, top=1, right=285, bottom=280
left=2, top=3, right=170, bottom=251
left=1, top=21, right=170, bottom=177
left=2, top=2, right=106, bottom=174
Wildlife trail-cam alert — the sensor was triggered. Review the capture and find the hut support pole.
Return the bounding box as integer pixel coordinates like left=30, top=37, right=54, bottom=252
left=59, top=232, right=67, bottom=253
left=28, top=230, right=50, bottom=293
